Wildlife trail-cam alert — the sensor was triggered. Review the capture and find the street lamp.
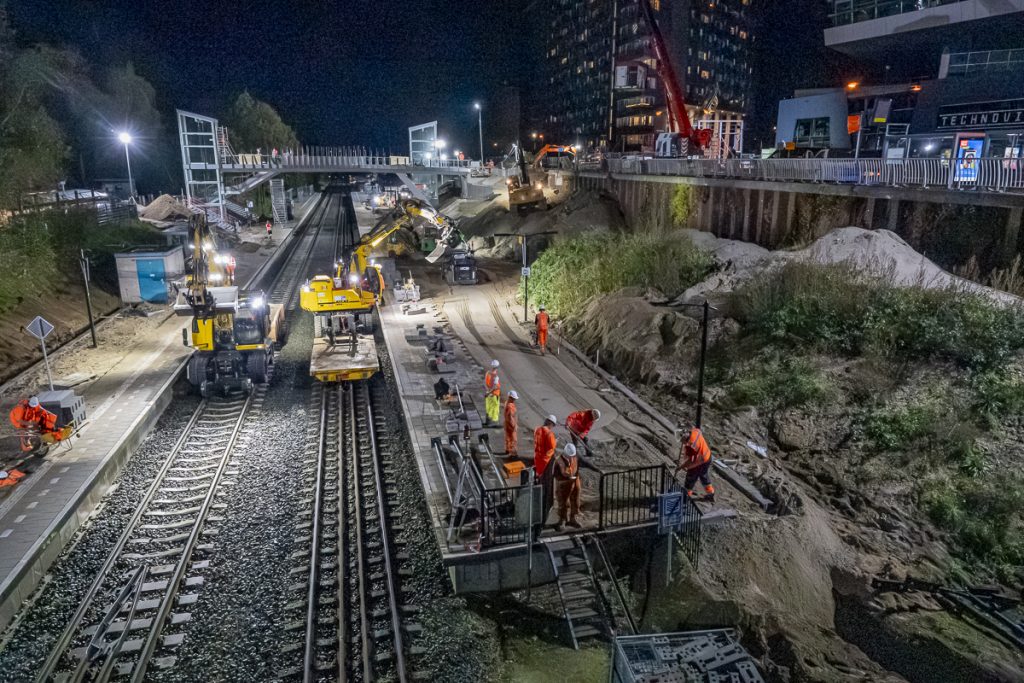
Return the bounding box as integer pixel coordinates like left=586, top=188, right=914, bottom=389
left=474, top=102, right=484, bottom=163
left=495, top=231, right=557, bottom=323
left=676, top=300, right=717, bottom=428
left=117, top=131, right=135, bottom=199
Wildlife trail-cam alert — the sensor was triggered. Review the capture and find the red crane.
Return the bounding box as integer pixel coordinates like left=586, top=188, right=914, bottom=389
left=638, top=0, right=712, bottom=156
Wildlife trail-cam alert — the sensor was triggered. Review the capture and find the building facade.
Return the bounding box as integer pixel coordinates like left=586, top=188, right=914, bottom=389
left=541, top=0, right=753, bottom=153
left=774, top=0, right=1024, bottom=160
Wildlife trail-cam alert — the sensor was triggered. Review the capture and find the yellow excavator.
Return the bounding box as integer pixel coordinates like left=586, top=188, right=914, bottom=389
left=174, top=213, right=286, bottom=396
left=300, top=198, right=463, bottom=382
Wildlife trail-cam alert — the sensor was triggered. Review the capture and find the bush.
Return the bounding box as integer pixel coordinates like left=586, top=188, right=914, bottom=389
left=863, top=402, right=942, bottom=452
left=728, top=354, right=832, bottom=412
left=524, top=231, right=714, bottom=317
left=971, top=370, right=1024, bottom=427
left=0, top=210, right=161, bottom=311
left=731, top=261, right=1024, bottom=370
left=921, top=472, right=1024, bottom=566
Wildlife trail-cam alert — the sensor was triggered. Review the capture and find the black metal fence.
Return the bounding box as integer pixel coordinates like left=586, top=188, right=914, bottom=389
left=481, top=483, right=541, bottom=546
left=598, top=465, right=665, bottom=529
left=472, top=463, right=702, bottom=569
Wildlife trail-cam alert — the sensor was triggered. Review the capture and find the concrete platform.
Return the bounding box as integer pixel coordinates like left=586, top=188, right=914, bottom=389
left=0, top=196, right=320, bottom=631
left=377, top=260, right=726, bottom=592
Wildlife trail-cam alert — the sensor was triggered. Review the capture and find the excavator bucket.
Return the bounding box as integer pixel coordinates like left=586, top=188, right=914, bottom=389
left=425, top=240, right=448, bottom=264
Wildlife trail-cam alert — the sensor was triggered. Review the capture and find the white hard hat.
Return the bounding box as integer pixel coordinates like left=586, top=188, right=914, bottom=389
left=592, top=409, right=601, bottom=421
left=546, top=414, right=557, bottom=425
left=490, top=359, right=500, bottom=368
left=539, top=304, right=546, bottom=311
left=564, top=443, right=577, bottom=457
left=28, top=396, right=39, bottom=408
left=508, top=390, right=519, bottom=400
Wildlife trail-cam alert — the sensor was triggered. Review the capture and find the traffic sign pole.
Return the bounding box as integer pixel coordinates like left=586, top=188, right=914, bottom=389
left=40, top=337, right=53, bottom=391
left=25, top=316, right=56, bottom=391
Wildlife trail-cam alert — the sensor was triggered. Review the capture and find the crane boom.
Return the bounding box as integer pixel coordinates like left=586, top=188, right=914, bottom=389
left=637, top=0, right=712, bottom=153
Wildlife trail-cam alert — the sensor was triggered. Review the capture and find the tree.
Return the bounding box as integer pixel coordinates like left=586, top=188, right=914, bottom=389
left=226, top=92, right=300, bottom=152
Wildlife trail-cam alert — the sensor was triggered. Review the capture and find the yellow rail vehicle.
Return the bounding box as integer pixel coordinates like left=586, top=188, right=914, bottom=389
left=175, top=214, right=287, bottom=396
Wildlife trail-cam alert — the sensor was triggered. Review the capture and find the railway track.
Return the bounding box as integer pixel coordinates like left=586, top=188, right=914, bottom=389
left=27, top=193, right=345, bottom=681
left=279, top=191, right=423, bottom=682
left=34, top=392, right=258, bottom=682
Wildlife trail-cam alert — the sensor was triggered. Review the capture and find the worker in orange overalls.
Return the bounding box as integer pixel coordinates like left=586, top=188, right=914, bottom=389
left=9, top=396, right=58, bottom=453
left=675, top=426, right=715, bottom=503
left=483, top=359, right=501, bottom=425
left=534, top=305, right=550, bottom=355
left=565, top=408, right=601, bottom=452
left=553, top=443, right=582, bottom=531
left=503, top=390, right=519, bottom=456
left=531, top=414, right=559, bottom=525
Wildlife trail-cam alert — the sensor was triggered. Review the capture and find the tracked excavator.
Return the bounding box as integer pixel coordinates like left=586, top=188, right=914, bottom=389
left=174, top=213, right=286, bottom=396
left=507, top=143, right=547, bottom=213
left=300, top=198, right=465, bottom=382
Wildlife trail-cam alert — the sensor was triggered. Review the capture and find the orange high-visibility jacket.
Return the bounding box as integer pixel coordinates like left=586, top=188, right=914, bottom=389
left=533, top=426, right=557, bottom=476
left=682, top=428, right=711, bottom=470
left=9, top=401, right=57, bottom=433
left=566, top=410, right=596, bottom=438
left=485, top=370, right=501, bottom=397
left=504, top=400, right=518, bottom=429
left=535, top=311, right=550, bottom=332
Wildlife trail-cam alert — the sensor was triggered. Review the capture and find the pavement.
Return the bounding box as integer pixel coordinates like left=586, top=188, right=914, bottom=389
left=378, top=255, right=696, bottom=561
left=0, top=195, right=319, bottom=630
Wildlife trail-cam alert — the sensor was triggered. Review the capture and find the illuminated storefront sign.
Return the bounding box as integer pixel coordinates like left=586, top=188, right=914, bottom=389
left=938, top=99, right=1024, bottom=130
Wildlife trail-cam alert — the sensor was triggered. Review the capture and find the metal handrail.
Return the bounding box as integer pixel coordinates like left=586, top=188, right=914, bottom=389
left=605, top=155, right=1024, bottom=193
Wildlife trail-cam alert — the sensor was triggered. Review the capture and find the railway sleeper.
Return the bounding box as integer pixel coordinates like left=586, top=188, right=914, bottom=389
left=83, top=611, right=191, bottom=636
left=373, top=627, right=393, bottom=641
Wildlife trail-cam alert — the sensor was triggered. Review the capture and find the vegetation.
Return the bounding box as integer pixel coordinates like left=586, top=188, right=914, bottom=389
left=0, top=210, right=160, bottom=312
left=727, top=353, right=831, bottom=412
left=226, top=92, right=300, bottom=153
left=0, top=10, right=173, bottom=205
left=524, top=231, right=713, bottom=317
left=669, top=185, right=693, bottom=227
left=732, top=261, right=1024, bottom=371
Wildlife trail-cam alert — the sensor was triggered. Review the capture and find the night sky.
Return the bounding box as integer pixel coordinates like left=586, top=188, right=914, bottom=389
left=6, top=0, right=531, bottom=155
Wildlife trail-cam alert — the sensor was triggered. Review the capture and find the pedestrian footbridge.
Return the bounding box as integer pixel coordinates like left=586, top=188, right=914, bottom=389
left=177, top=109, right=497, bottom=226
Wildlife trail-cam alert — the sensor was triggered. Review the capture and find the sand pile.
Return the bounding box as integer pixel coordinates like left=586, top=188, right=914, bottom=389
left=677, top=226, right=1019, bottom=306
left=138, top=194, right=192, bottom=223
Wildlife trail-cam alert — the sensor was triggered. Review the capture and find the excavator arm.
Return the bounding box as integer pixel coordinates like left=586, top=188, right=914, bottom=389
left=174, top=213, right=236, bottom=318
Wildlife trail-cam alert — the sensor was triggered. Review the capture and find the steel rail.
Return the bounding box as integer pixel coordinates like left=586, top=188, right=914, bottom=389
left=32, top=399, right=207, bottom=682
left=361, top=381, right=408, bottom=682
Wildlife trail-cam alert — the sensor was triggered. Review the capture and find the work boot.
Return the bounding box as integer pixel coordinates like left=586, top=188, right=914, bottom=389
left=704, top=493, right=716, bottom=504
left=567, top=519, right=582, bottom=529
left=554, top=522, right=565, bottom=532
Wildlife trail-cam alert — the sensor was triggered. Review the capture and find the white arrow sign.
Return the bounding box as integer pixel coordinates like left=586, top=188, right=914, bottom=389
left=25, top=316, right=55, bottom=340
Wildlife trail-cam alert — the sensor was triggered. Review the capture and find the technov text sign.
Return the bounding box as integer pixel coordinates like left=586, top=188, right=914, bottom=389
left=937, top=98, right=1024, bottom=130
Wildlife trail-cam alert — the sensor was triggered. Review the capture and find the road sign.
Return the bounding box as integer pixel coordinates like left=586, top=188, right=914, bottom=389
left=657, top=491, right=684, bottom=535
left=25, top=316, right=54, bottom=340
left=521, top=266, right=531, bottom=278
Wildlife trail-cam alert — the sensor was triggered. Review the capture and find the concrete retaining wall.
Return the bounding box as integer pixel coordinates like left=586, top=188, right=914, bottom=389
left=572, top=172, right=1024, bottom=273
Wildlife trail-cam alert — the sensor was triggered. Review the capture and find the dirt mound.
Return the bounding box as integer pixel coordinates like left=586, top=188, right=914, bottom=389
left=677, top=227, right=1019, bottom=307
left=138, top=194, right=191, bottom=223
left=463, top=189, right=626, bottom=259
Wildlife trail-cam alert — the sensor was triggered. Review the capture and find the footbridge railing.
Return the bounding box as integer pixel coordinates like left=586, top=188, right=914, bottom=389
left=606, top=156, right=1024, bottom=194
left=218, top=148, right=479, bottom=174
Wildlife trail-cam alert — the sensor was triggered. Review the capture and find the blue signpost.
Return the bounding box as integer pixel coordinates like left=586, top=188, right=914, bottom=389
left=658, top=491, right=684, bottom=586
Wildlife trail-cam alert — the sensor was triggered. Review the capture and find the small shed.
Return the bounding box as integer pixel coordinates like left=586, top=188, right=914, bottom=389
left=114, top=246, right=185, bottom=304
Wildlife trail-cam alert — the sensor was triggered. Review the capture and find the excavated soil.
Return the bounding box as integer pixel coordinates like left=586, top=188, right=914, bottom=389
left=497, top=223, right=1024, bottom=681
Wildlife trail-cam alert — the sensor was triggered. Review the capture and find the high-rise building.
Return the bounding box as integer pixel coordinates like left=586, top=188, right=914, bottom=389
left=541, top=0, right=754, bottom=153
